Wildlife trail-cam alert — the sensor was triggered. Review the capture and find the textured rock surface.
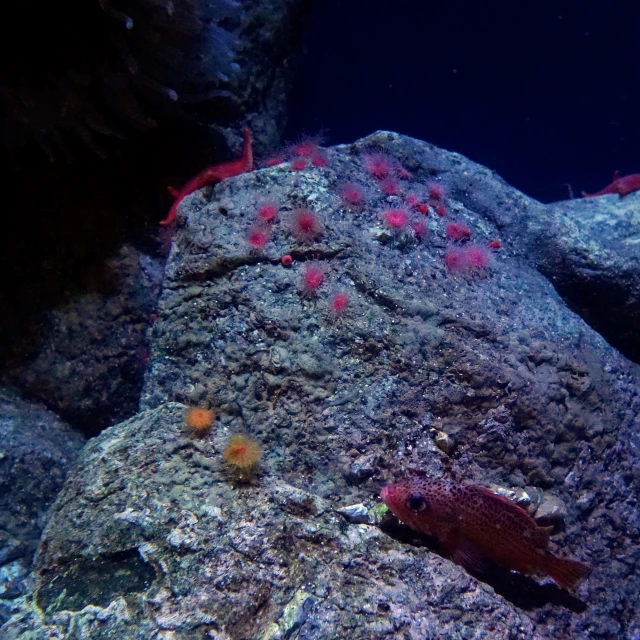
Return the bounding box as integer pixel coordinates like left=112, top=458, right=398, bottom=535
left=6, top=132, right=640, bottom=638
left=0, top=386, right=84, bottom=626
left=523, top=194, right=640, bottom=364
left=231, top=0, right=313, bottom=156
left=22, top=405, right=535, bottom=640
left=4, top=245, right=164, bottom=435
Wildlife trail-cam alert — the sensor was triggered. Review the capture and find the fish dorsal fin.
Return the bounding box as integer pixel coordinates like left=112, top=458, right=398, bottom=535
left=536, top=524, right=554, bottom=544
left=473, top=486, right=531, bottom=517
left=613, top=170, right=621, bottom=181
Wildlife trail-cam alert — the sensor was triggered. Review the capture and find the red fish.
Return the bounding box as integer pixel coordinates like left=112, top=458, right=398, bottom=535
left=582, top=170, right=640, bottom=198
left=381, top=478, right=590, bottom=590
left=160, top=128, right=254, bottom=226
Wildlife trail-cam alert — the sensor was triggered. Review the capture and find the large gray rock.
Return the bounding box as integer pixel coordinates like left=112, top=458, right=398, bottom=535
left=24, top=404, right=535, bottom=639
left=0, top=0, right=313, bottom=433
left=10, top=132, right=640, bottom=638
left=523, top=194, right=640, bottom=364
left=0, top=387, right=84, bottom=626
left=5, top=245, right=164, bottom=435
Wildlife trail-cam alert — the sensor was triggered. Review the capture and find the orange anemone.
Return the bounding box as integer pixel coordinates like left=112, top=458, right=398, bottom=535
left=184, top=407, right=214, bottom=435
left=223, top=434, right=261, bottom=470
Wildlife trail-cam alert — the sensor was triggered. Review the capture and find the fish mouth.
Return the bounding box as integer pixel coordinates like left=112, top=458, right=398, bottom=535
left=380, top=485, right=391, bottom=504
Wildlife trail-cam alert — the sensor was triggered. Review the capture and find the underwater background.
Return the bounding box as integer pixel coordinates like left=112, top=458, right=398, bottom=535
left=288, top=1, right=640, bottom=204
left=1, top=2, right=639, bottom=639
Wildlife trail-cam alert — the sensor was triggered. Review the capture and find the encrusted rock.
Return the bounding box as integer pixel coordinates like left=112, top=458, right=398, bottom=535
left=433, top=429, right=455, bottom=455
left=0, top=386, right=84, bottom=605
left=7, top=131, right=640, bottom=639
left=337, top=503, right=370, bottom=524
left=346, top=453, right=380, bottom=484
left=488, top=485, right=537, bottom=513
left=536, top=494, right=569, bottom=524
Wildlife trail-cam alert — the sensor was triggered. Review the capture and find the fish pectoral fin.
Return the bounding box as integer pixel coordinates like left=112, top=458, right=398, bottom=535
left=449, top=538, right=489, bottom=576
left=535, top=524, right=555, bottom=544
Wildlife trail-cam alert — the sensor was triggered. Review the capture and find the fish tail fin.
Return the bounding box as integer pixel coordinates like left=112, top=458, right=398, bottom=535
left=540, top=552, right=590, bottom=590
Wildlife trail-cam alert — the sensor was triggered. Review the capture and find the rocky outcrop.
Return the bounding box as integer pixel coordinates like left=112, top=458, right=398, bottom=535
left=5, top=245, right=164, bottom=435
left=0, top=386, right=84, bottom=627
left=522, top=194, right=640, bottom=364
left=6, top=132, right=639, bottom=639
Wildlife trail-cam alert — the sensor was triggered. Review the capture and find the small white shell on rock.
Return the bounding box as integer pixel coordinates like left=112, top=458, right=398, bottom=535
left=337, top=503, right=370, bottom=524
left=537, top=494, right=569, bottom=522
left=432, top=429, right=454, bottom=454
left=487, top=485, right=537, bottom=513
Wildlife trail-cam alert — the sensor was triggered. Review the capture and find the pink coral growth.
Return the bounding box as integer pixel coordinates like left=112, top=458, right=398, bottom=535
left=465, top=245, right=491, bottom=269
left=330, top=291, right=349, bottom=312
left=301, top=264, right=325, bottom=297
left=443, top=246, right=468, bottom=272
left=340, top=182, right=365, bottom=207
left=381, top=177, right=400, bottom=196
left=428, top=182, right=445, bottom=201
left=311, top=150, right=329, bottom=167
left=412, top=221, right=428, bottom=241
left=263, top=133, right=328, bottom=172
left=328, top=291, right=350, bottom=320
left=446, top=221, right=471, bottom=241
left=247, top=225, right=270, bottom=251
left=290, top=135, right=323, bottom=158
left=396, top=166, right=412, bottom=180
left=291, top=208, right=323, bottom=243
left=383, top=208, right=409, bottom=232
left=443, top=244, right=491, bottom=274
left=362, top=152, right=394, bottom=180
left=257, top=202, right=278, bottom=224
left=434, top=203, right=448, bottom=217
left=291, top=158, right=307, bottom=171
left=406, top=194, right=421, bottom=208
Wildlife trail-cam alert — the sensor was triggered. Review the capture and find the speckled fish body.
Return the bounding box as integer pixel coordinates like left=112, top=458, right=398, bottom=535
left=381, top=478, right=590, bottom=590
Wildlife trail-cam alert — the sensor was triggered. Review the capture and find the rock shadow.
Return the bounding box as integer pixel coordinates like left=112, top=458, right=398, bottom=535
left=379, top=517, right=587, bottom=613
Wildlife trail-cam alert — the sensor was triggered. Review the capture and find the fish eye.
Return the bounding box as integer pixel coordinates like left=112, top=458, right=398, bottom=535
left=406, top=492, right=427, bottom=512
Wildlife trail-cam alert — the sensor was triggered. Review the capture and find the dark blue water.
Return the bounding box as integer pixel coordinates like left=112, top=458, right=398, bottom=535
left=288, top=1, right=640, bottom=203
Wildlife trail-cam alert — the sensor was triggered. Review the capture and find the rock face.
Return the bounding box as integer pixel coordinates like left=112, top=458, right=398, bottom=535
left=12, top=132, right=640, bottom=638
left=30, top=404, right=536, bottom=639
left=5, top=245, right=164, bottom=436
left=522, top=194, right=640, bottom=365
left=231, top=0, right=314, bottom=156
left=0, top=386, right=84, bottom=624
